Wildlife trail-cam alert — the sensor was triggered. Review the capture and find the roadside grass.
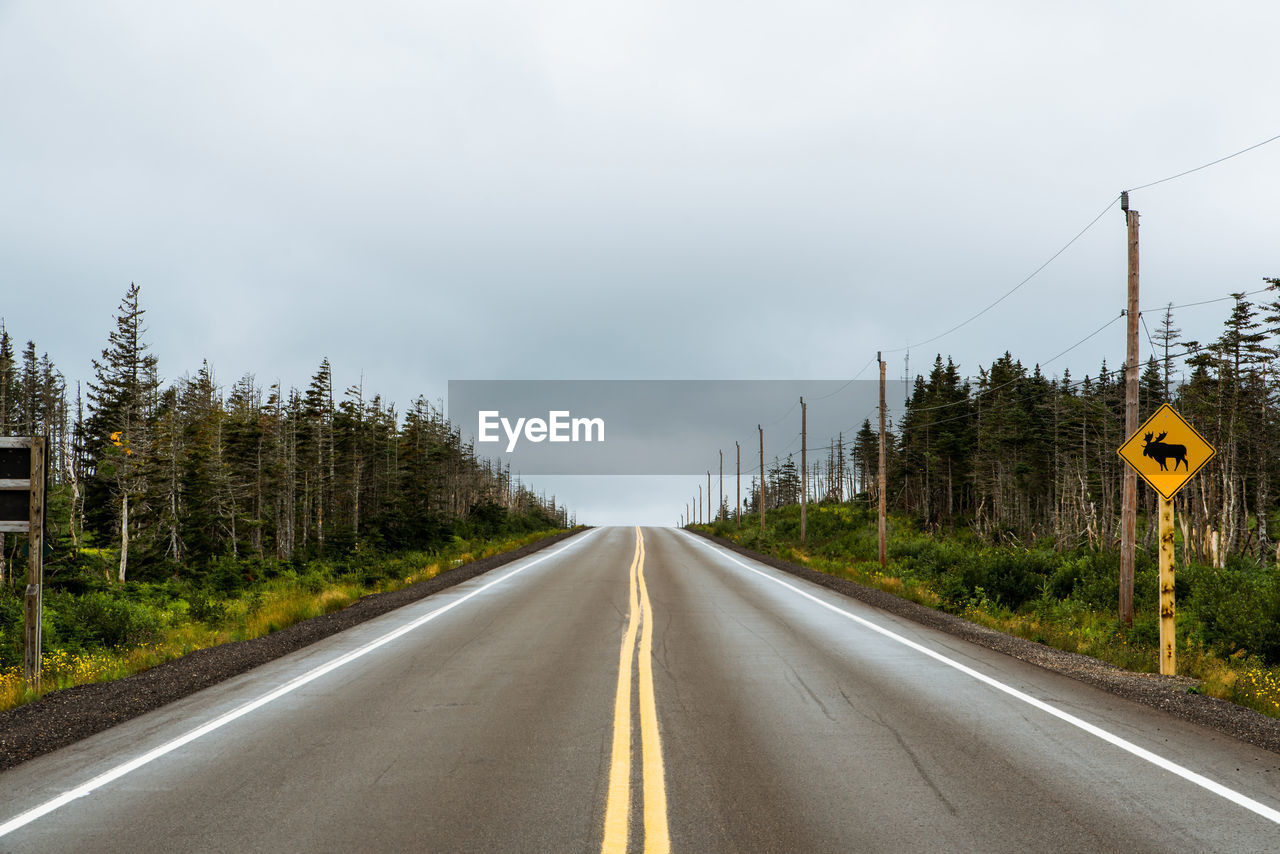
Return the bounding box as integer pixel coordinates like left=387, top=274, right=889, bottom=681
left=0, top=529, right=567, bottom=714
left=696, top=507, right=1280, bottom=721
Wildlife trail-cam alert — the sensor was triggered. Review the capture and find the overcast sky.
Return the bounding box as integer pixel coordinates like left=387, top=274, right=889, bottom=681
left=3, top=1, right=1278, bottom=525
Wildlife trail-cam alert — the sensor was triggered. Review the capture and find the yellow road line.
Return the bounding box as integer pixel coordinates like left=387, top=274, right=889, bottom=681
left=636, top=529, right=670, bottom=853
left=601, top=530, right=642, bottom=852
left=601, top=527, right=670, bottom=854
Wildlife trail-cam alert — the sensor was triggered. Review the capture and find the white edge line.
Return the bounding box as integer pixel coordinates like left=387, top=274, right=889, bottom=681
left=679, top=530, right=1280, bottom=826
left=0, top=528, right=600, bottom=838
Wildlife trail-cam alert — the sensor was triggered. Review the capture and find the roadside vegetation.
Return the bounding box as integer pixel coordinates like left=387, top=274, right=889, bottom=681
left=690, top=282, right=1280, bottom=720
left=0, top=284, right=574, bottom=712
left=0, top=528, right=567, bottom=712
left=696, top=504, right=1280, bottom=720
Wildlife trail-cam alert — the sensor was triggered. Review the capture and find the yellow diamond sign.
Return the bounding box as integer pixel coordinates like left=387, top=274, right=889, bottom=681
left=1117, top=403, right=1216, bottom=500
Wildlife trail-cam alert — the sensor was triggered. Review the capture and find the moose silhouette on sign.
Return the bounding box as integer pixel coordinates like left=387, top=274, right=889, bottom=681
left=1142, top=431, right=1188, bottom=471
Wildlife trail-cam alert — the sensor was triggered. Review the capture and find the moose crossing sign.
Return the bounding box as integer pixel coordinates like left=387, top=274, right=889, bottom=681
left=1117, top=403, right=1216, bottom=500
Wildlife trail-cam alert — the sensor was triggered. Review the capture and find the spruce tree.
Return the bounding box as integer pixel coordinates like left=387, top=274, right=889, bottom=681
left=19, top=340, right=38, bottom=435
left=85, top=283, right=160, bottom=581
left=1151, top=303, right=1185, bottom=400
left=0, top=324, right=15, bottom=435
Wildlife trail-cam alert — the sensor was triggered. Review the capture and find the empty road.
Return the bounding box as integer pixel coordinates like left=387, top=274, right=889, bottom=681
left=2, top=526, right=1279, bottom=852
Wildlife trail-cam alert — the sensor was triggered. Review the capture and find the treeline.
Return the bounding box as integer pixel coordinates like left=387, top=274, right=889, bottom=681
left=750, top=280, right=1280, bottom=568
left=0, top=284, right=569, bottom=586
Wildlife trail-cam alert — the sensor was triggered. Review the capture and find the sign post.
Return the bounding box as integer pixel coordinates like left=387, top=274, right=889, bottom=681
left=1158, top=493, right=1175, bottom=674
left=0, top=437, right=46, bottom=688
left=1117, top=404, right=1216, bottom=675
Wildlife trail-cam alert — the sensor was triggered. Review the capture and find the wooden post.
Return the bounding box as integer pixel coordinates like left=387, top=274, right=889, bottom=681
left=1159, top=495, right=1176, bottom=675
left=25, top=436, right=45, bottom=689
left=800, top=397, right=807, bottom=545
left=1120, top=192, right=1140, bottom=626
left=736, top=441, right=741, bottom=528
left=878, top=354, right=887, bottom=568
left=707, top=471, right=711, bottom=524
left=719, top=451, right=723, bottom=524
left=758, top=425, right=765, bottom=532
left=697, top=485, right=702, bottom=525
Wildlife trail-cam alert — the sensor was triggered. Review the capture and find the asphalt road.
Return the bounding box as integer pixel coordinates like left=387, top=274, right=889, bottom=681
left=2, top=526, right=1279, bottom=852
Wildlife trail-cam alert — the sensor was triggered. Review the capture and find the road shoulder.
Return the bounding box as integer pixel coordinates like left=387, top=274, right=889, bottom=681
left=687, top=528, right=1280, bottom=756
left=0, top=529, right=589, bottom=772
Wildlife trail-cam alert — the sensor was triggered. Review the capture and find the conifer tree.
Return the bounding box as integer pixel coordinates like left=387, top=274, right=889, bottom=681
left=1151, top=303, right=1184, bottom=400
left=19, top=340, right=38, bottom=435
left=852, top=419, right=877, bottom=499
left=0, top=324, right=15, bottom=435
left=85, top=283, right=160, bottom=581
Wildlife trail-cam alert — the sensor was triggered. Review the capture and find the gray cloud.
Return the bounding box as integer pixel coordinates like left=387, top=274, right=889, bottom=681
left=3, top=1, right=1278, bottom=523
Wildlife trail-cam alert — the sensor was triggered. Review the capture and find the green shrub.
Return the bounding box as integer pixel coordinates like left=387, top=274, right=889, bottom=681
left=298, top=569, right=329, bottom=594
left=0, top=589, right=24, bottom=668
left=1185, top=558, right=1280, bottom=660
left=213, top=556, right=246, bottom=593
left=49, top=591, right=164, bottom=651
left=187, top=589, right=228, bottom=625
left=1126, top=614, right=1160, bottom=649
left=1052, top=551, right=1119, bottom=609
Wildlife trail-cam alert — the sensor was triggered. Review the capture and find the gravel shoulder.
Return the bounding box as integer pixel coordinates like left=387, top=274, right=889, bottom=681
left=0, top=529, right=587, bottom=772
left=691, top=528, right=1280, bottom=756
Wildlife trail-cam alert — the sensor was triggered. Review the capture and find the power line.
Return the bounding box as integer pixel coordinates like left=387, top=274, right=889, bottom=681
left=879, top=283, right=1265, bottom=420
left=756, top=357, right=879, bottom=431
left=759, top=292, right=1247, bottom=469
left=763, top=314, right=1129, bottom=465
left=808, top=358, right=878, bottom=401
left=762, top=398, right=799, bottom=427
left=881, top=132, right=1280, bottom=358
left=1140, top=312, right=1158, bottom=357
left=812, top=329, right=1134, bottom=450
left=895, top=312, right=1124, bottom=416
left=1125, top=131, right=1280, bottom=194
left=883, top=196, right=1120, bottom=354
left=1143, top=285, right=1272, bottom=314
left=745, top=136, right=1280, bottom=478
left=1041, top=312, right=1125, bottom=370
left=772, top=299, right=1270, bottom=472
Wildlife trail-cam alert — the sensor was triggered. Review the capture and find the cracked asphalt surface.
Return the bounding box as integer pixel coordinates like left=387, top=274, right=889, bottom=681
left=1, top=526, right=1278, bottom=852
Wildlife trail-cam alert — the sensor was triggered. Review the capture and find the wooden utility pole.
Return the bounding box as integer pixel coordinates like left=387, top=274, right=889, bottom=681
left=1120, top=191, right=1140, bottom=626
left=736, top=441, right=741, bottom=528
left=800, top=397, right=807, bottom=544
left=697, top=485, right=702, bottom=525
left=707, top=471, right=712, bottom=524
left=1158, top=495, right=1176, bottom=675
left=0, top=437, right=49, bottom=688
left=718, top=451, right=723, bottom=523
left=25, top=437, right=44, bottom=688
left=878, top=354, right=888, bottom=568
left=758, top=425, right=765, bottom=532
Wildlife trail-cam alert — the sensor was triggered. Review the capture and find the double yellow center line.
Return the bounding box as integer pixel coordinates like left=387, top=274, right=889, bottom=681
left=601, top=527, right=669, bottom=854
